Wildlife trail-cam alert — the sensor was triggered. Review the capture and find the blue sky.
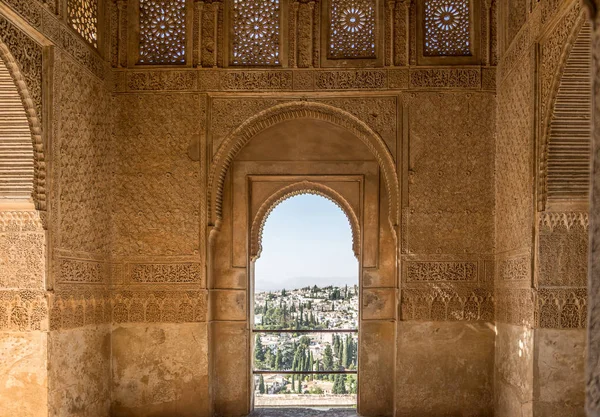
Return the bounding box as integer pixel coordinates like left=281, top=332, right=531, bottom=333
left=254, top=194, right=359, bottom=292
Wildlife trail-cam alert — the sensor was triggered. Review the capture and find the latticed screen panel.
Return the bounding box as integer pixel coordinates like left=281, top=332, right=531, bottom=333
left=67, top=0, right=98, bottom=47
left=424, top=0, right=471, bottom=56
left=231, top=0, right=281, bottom=66
left=329, top=0, right=376, bottom=59
left=139, top=0, right=187, bottom=64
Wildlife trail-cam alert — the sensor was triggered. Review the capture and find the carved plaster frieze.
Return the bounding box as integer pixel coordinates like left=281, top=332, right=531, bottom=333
left=117, top=67, right=491, bottom=93
left=0, top=289, right=48, bottom=331
left=401, top=286, right=494, bottom=322
left=536, top=287, right=587, bottom=328
left=405, top=261, right=478, bottom=282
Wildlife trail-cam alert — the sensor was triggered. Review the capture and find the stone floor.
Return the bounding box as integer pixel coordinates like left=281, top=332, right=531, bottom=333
left=248, top=409, right=358, bottom=417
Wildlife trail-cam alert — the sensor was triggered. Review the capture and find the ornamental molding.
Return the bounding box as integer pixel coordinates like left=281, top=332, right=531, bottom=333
left=250, top=181, right=360, bottom=261
left=115, top=67, right=491, bottom=92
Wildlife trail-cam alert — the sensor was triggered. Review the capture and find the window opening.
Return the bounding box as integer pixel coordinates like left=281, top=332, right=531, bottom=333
left=67, top=0, right=98, bottom=47
left=329, top=0, right=376, bottom=59
left=424, top=0, right=471, bottom=56
left=253, top=194, right=359, bottom=409
left=139, top=0, right=187, bottom=64
left=232, top=0, right=281, bottom=66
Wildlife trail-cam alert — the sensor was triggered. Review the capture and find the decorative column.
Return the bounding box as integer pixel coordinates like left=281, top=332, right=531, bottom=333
left=201, top=2, right=219, bottom=67
left=117, top=0, right=127, bottom=68
left=289, top=0, right=299, bottom=68
left=394, top=0, right=409, bottom=66
left=385, top=0, right=395, bottom=66
left=298, top=1, right=314, bottom=68
left=193, top=1, right=204, bottom=67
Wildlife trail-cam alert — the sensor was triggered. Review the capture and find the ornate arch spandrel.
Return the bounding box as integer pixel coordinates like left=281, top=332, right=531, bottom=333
left=250, top=181, right=361, bottom=261
left=208, top=101, right=400, bottom=231
left=0, top=40, right=45, bottom=211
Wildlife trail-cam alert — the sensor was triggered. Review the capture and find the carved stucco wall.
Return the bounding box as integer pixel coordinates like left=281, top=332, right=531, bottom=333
left=110, top=92, right=209, bottom=417
left=0, top=1, right=113, bottom=415
left=47, top=47, right=113, bottom=417
left=495, top=1, right=590, bottom=416
left=0, top=0, right=596, bottom=416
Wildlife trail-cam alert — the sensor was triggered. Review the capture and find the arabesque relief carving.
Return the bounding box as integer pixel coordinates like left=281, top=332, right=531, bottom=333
left=401, top=287, right=494, bottom=321
left=405, top=261, right=477, bottom=282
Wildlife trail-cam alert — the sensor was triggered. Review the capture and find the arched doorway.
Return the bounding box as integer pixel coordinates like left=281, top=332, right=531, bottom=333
left=208, top=102, right=398, bottom=417
left=251, top=193, right=359, bottom=410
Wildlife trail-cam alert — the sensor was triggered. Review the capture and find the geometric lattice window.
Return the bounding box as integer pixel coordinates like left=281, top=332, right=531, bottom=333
left=67, top=0, right=98, bottom=47
left=231, top=0, right=281, bottom=66
left=139, top=0, right=187, bottom=64
left=329, top=0, right=376, bottom=59
left=424, top=0, right=471, bottom=56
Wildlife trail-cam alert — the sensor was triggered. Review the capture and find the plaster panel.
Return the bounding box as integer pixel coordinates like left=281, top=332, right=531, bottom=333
left=533, top=328, right=586, bottom=417
left=235, top=118, right=375, bottom=162
left=48, top=325, right=111, bottom=417
left=538, top=223, right=588, bottom=287
left=212, top=321, right=250, bottom=417
left=362, top=288, right=395, bottom=320
left=0, top=331, right=47, bottom=417
left=111, top=323, right=209, bottom=417
left=407, top=92, right=495, bottom=255
left=211, top=289, right=247, bottom=321
left=396, top=321, right=494, bottom=417
left=56, top=53, right=112, bottom=254
left=359, top=320, right=394, bottom=417
left=495, top=323, right=534, bottom=417
left=0, top=211, right=45, bottom=290
left=112, top=93, right=204, bottom=258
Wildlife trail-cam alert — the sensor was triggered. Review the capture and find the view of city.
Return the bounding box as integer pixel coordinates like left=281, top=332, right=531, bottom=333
left=253, top=285, right=359, bottom=407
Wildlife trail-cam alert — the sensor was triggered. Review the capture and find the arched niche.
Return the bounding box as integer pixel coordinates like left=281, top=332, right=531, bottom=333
left=207, top=101, right=400, bottom=232
left=539, top=11, right=591, bottom=209
left=208, top=103, right=397, bottom=417
left=0, top=40, right=45, bottom=211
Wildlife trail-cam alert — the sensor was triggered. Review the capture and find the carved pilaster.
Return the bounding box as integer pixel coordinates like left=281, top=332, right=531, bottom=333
left=394, top=0, right=409, bottom=66
left=490, top=0, right=498, bottom=65
left=117, top=0, right=127, bottom=68
left=216, top=1, right=224, bottom=67
left=201, top=2, right=218, bottom=67
left=482, top=0, right=491, bottom=65
left=289, top=1, right=299, bottom=68
left=110, top=0, right=119, bottom=67
left=298, top=1, right=314, bottom=68
left=409, top=0, right=417, bottom=65
left=313, top=0, right=321, bottom=67
left=385, top=0, right=395, bottom=66
left=194, top=1, right=204, bottom=68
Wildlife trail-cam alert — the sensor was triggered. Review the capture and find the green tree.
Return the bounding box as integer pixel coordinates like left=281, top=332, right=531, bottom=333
left=275, top=348, right=282, bottom=370
left=323, top=343, right=334, bottom=371
left=259, top=375, right=265, bottom=394
left=255, top=335, right=266, bottom=363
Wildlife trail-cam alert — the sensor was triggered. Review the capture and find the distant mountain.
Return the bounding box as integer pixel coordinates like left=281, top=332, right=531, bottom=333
left=255, top=276, right=358, bottom=292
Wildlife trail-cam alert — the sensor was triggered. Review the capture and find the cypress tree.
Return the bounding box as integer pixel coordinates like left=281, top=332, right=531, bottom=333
left=275, top=348, right=282, bottom=370
left=259, top=375, right=265, bottom=394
